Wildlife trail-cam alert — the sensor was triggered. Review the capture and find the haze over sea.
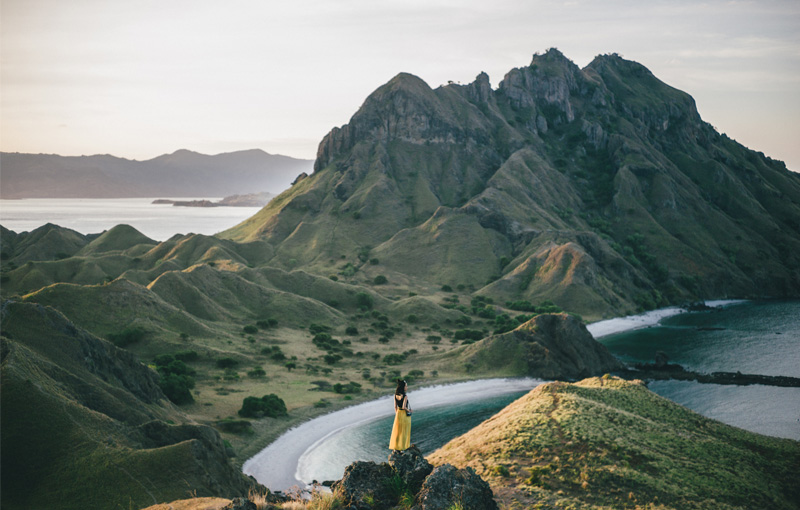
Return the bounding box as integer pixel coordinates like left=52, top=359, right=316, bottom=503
left=0, top=198, right=261, bottom=240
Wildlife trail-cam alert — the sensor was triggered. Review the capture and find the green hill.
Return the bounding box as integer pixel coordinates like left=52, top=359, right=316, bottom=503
left=0, top=301, right=257, bottom=510
left=428, top=377, right=800, bottom=509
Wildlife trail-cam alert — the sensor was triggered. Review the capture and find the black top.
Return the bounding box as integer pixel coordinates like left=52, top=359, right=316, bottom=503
left=394, top=394, right=408, bottom=411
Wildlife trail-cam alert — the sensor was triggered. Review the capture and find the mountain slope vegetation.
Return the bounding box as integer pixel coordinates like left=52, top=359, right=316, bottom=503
left=0, top=301, right=257, bottom=510
left=222, top=49, right=800, bottom=320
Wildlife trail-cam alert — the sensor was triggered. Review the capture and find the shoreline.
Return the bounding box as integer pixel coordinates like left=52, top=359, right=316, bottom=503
left=242, top=299, right=749, bottom=491
left=243, top=377, right=544, bottom=491
left=585, top=299, right=748, bottom=339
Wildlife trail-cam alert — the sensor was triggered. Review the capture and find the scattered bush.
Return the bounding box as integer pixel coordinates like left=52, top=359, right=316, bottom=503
left=107, top=327, right=147, bottom=347
left=373, top=275, right=388, bottom=285
left=216, top=357, right=239, bottom=369
left=356, top=292, right=374, bottom=310
left=323, top=354, right=342, bottom=365
left=243, top=325, right=258, bottom=334
left=310, top=323, right=332, bottom=335
left=333, top=381, right=362, bottom=394
left=238, top=394, right=287, bottom=418
left=369, top=258, right=379, bottom=265
left=345, top=326, right=359, bottom=335
left=441, top=284, right=453, bottom=292
left=453, top=329, right=484, bottom=341
left=406, top=314, right=418, bottom=323
left=284, top=362, right=297, bottom=371
left=215, top=419, right=252, bottom=434
left=247, top=367, right=267, bottom=378
left=256, top=318, right=278, bottom=329
left=383, top=353, right=406, bottom=365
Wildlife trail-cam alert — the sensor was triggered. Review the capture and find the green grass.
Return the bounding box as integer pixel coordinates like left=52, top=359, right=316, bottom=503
left=429, top=377, right=800, bottom=510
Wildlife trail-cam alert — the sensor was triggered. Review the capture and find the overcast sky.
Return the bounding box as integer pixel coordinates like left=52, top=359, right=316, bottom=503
left=2, top=0, right=799, bottom=171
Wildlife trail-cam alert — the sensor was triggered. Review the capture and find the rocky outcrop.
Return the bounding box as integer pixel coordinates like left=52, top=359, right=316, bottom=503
left=413, top=464, right=497, bottom=510
left=333, top=446, right=497, bottom=510
left=334, top=461, right=397, bottom=509
left=388, top=445, right=434, bottom=493
left=462, top=313, right=623, bottom=379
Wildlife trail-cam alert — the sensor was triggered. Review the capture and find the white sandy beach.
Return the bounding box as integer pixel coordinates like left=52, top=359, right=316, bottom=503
left=243, top=377, right=544, bottom=491
left=244, top=299, right=748, bottom=491
left=586, top=300, right=748, bottom=339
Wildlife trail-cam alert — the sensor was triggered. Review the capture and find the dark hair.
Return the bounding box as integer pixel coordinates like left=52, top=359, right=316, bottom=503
left=395, top=379, right=406, bottom=396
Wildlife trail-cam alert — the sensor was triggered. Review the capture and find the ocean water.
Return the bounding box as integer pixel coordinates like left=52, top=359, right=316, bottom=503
left=288, top=301, right=799, bottom=487
left=598, top=300, right=800, bottom=440
left=0, top=198, right=262, bottom=241
left=295, top=391, right=528, bottom=484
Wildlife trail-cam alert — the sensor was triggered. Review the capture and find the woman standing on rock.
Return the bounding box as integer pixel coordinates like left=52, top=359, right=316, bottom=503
left=389, top=379, right=412, bottom=451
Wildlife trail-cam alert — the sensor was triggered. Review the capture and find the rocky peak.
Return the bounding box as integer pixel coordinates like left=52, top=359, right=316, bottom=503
left=467, top=71, right=492, bottom=103
left=499, top=47, right=583, bottom=123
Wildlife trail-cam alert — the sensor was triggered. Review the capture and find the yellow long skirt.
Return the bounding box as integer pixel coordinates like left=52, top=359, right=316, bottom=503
left=389, top=409, right=411, bottom=451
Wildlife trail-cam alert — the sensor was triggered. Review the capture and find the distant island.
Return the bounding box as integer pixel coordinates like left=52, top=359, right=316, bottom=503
left=0, top=149, right=312, bottom=199
left=152, top=191, right=275, bottom=208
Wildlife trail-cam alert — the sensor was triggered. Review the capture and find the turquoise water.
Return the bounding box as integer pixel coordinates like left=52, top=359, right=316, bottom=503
left=598, top=300, right=800, bottom=440
left=599, top=300, right=800, bottom=377
left=296, top=391, right=527, bottom=483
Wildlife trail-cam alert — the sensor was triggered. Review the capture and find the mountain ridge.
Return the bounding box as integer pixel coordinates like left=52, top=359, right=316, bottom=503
left=221, top=49, right=800, bottom=320
left=0, top=149, right=312, bottom=199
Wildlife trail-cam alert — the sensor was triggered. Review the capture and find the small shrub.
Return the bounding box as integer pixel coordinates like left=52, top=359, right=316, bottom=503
left=243, top=324, right=258, bottom=334
left=369, top=258, right=379, bottom=265
left=373, top=275, right=388, bottom=285
left=333, top=381, right=362, bottom=394
left=284, top=362, right=297, bottom=371
left=216, top=419, right=252, bottom=434
left=107, top=327, right=147, bottom=347
left=216, top=357, right=239, bottom=369
left=345, top=326, right=359, bottom=335
left=383, top=353, right=406, bottom=365
left=441, top=284, right=453, bottom=292
left=238, top=394, right=287, bottom=418
left=406, top=314, right=418, bottom=323
left=247, top=367, right=267, bottom=378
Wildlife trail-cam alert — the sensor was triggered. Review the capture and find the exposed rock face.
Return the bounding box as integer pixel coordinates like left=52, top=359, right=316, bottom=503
left=222, top=48, right=800, bottom=320
left=333, top=461, right=396, bottom=509
left=413, top=464, right=498, bottom=510
left=334, top=446, right=496, bottom=510
left=463, top=313, right=623, bottom=379
left=388, top=444, right=434, bottom=493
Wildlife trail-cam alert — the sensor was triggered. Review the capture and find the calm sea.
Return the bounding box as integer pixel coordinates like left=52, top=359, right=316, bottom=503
left=0, top=198, right=261, bottom=241
left=598, top=300, right=800, bottom=441
left=293, top=301, right=799, bottom=485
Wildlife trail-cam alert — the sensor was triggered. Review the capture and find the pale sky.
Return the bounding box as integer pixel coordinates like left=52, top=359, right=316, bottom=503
left=2, top=0, right=799, bottom=171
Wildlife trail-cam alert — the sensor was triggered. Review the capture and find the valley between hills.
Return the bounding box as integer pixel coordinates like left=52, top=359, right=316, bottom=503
left=2, top=49, right=800, bottom=510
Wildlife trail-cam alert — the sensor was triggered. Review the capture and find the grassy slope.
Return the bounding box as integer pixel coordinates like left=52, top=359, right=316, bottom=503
left=0, top=302, right=254, bottom=510
left=428, top=377, right=800, bottom=510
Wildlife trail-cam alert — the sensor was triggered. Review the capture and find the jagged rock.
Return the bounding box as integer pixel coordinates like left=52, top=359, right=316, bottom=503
left=388, top=444, right=434, bottom=493
left=333, top=461, right=396, bottom=509
left=222, top=497, right=257, bottom=510
left=654, top=350, right=670, bottom=368
left=412, top=464, right=498, bottom=510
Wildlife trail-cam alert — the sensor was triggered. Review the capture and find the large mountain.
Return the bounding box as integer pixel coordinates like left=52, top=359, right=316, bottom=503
left=221, top=49, right=800, bottom=320
left=0, top=149, right=312, bottom=198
